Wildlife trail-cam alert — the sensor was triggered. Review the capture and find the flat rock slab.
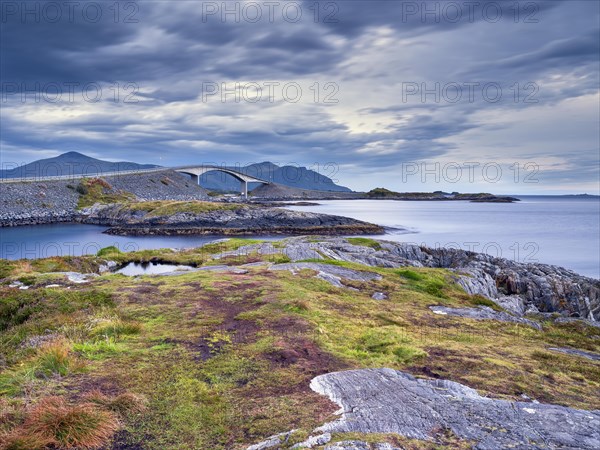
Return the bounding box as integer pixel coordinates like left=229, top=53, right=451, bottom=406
left=548, top=347, right=600, bottom=361
left=196, top=265, right=248, bottom=274
left=270, top=262, right=381, bottom=288
left=310, top=368, right=600, bottom=449
left=430, top=305, right=542, bottom=330
left=54, top=272, right=99, bottom=283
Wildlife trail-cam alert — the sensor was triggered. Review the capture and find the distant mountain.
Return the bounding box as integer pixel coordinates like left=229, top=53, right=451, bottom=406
left=0, top=152, right=158, bottom=179
left=199, top=162, right=352, bottom=192
left=0, top=153, right=353, bottom=193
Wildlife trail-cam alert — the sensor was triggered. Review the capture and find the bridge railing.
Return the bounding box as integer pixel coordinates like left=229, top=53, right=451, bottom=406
left=0, top=165, right=271, bottom=184
left=0, top=167, right=168, bottom=184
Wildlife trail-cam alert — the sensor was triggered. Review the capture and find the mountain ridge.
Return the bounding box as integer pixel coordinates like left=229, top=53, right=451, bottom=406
left=0, top=151, right=158, bottom=179
left=0, top=152, right=353, bottom=192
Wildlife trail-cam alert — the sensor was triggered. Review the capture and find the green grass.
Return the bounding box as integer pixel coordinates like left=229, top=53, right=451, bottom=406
left=1, top=242, right=599, bottom=449
left=0, top=259, right=15, bottom=279
left=97, top=246, right=122, bottom=258
left=395, top=268, right=424, bottom=281
left=125, top=200, right=245, bottom=217
left=77, top=178, right=135, bottom=209
left=347, top=237, right=382, bottom=250
left=73, top=338, right=127, bottom=360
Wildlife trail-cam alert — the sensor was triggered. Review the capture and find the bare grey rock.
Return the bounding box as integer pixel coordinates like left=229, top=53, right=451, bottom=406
left=269, top=238, right=599, bottom=322
left=246, top=430, right=297, bottom=450
left=430, top=305, right=542, bottom=330
left=371, top=292, right=388, bottom=300
left=197, top=265, right=249, bottom=274
left=98, top=260, right=118, bottom=273
left=212, top=241, right=323, bottom=262
left=548, top=347, right=600, bottom=361
left=310, top=368, right=600, bottom=449
left=291, top=432, right=331, bottom=448
left=56, top=272, right=99, bottom=283
left=493, top=295, right=526, bottom=315
left=373, top=444, right=403, bottom=450
left=270, top=262, right=381, bottom=289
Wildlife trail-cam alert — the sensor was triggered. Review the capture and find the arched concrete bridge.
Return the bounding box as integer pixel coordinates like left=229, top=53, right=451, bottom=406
left=0, top=164, right=271, bottom=199
left=173, top=166, right=270, bottom=198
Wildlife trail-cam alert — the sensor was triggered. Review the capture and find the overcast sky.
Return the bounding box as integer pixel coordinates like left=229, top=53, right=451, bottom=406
left=1, top=0, right=599, bottom=193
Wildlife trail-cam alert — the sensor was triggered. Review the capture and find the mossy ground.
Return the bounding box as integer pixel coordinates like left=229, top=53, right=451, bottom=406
left=1, top=241, right=598, bottom=449
left=76, top=178, right=135, bottom=209
left=124, top=200, right=246, bottom=216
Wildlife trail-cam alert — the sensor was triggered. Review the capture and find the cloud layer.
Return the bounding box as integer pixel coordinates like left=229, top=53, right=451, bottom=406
left=1, top=0, right=598, bottom=193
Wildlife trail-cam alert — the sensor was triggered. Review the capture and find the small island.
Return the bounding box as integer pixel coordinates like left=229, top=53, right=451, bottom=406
left=365, top=188, right=520, bottom=203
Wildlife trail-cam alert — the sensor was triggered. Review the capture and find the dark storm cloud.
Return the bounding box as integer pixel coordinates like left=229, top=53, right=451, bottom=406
left=0, top=0, right=598, bottom=191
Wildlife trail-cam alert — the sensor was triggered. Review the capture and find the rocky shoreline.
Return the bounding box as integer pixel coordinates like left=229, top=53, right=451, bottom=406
left=211, top=237, right=600, bottom=319
left=82, top=203, right=385, bottom=236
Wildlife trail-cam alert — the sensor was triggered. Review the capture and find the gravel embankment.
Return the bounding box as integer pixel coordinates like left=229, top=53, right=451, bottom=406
left=0, top=170, right=208, bottom=226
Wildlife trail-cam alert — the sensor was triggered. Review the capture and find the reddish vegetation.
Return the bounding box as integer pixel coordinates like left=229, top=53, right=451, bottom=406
left=2, top=396, right=119, bottom=450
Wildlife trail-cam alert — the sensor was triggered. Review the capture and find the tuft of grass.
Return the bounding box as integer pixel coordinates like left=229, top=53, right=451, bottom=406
left=394, top=269, right=450, bottom=299
left=97, top=246, right=121, bottom=258
left=2, top=396, right=119, bottom=450
left=89, top=315, right=142, bottom=338
left=395, top=269, right=424, bottom=281
left=72, top=338, right=126, bottom=360
left=83, top=390, right=147, bottom=417
left=32, top=340, right=83, bottom=378
left=347, top=237, right=382, bottom=250
left=0, top=431, right=50, bottom=450
left=392, top=345, right=428, bottom=363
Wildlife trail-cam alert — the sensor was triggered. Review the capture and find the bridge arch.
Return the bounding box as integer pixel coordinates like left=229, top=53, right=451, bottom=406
left=174, top=166, right=270, bottom=198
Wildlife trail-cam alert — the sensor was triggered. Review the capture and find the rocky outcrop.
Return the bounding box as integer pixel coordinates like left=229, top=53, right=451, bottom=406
left=203, top=237, right=600, bottom=320
left=269, top=262, right=382, bottom=288
left=430, top=305, right=542, bottom=329
left=253, top=238, right=599, bottom=321
left=309, top=368, right=600, bottom=449
left=86, top=205, right=384, bottom=236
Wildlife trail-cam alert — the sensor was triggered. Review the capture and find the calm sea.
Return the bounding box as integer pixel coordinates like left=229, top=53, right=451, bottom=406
left=1, top=197, right=598, bottom=279
left=287, top=196, right=600, bottom=279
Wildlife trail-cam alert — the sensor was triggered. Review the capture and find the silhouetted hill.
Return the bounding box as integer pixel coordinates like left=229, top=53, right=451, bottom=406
left=0, top=152, right=158, bottom=179
left=200, top=162, right=352, bottom=192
